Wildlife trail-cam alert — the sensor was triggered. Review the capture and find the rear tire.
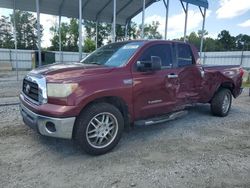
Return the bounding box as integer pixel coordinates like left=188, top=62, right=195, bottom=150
left=75, top=103, right=124, bottom=155
left=211, top=88, right=232, bottom=117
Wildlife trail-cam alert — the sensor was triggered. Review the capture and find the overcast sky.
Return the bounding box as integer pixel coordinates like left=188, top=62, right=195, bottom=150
left=0, top=0, right=250, bottom=47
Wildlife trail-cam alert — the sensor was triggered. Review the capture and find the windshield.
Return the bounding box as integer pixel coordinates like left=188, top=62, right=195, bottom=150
left=81, top=41, right=143, bottom=67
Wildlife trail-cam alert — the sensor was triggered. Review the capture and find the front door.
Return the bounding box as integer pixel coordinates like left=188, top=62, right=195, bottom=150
left=132, top=43, right=179, bottom=120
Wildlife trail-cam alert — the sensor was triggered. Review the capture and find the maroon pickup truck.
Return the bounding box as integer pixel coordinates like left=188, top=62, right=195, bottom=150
left=20, top=40, right=243, bottom=155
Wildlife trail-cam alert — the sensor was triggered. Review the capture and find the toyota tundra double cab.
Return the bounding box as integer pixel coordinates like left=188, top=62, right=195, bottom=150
left=20, top=40, right=243, bottom=155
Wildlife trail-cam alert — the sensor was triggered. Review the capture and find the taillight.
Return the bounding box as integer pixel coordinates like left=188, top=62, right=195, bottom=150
left=239, top=67, right=244, bottom=77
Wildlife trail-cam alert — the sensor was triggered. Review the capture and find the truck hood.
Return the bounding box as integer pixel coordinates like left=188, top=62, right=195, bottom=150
left=30, top=62, right=113, bottom=82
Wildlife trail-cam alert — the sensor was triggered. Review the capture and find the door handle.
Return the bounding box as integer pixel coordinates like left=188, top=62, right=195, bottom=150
left=167, top=73, right=178, bottom=78
left=200, top=70, right=205, bottom=78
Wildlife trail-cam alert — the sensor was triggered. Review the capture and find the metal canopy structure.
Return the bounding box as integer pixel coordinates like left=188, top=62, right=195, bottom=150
left=0, top=0, right=209, bottom=80
left=0, top=0, right=158, bottom=74
left=163, top=0, right=209, bottom=40
left=182, top=0, right=208, bottom=8
left=178, top=0, right=208, bottom=43
left=163, top=0, right=208, bottom=58
left=0, top=0, right=157, bottom=25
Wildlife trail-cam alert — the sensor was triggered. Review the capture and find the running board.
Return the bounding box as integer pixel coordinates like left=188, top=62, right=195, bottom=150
left=134, top=110, right=188, bottom=126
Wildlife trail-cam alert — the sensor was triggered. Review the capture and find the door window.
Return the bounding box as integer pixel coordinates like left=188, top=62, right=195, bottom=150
left=177, top=44, right=193, bottom=67
left=138, top=44, right=173, bottom=68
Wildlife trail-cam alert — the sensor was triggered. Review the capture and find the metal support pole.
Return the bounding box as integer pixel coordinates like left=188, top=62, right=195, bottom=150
left=59, top=15, right=63, bottom=63
left=112, top=0, right=116, bottom=42
left=183, top=2, right=188, bottom=42
left=36, top=0, right=42, bottom=67
left=141, top=0, right=145, bottom=39
left=125, top=21, right=129, bottom=40
left=163, top=0, right=169, bottom=40
left=240, top=50, right=244, bottom=66
left=203, top=52, right=206, bottom=65
left=13, top=0, right=18, bottom=80
left=78, top=0, right=82, bottom=60
left=95, top=21, right=98, bottom=49
left=199, top=8, right=206, bottom=57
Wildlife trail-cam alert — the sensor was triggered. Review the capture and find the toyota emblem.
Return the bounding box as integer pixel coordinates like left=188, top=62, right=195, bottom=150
left=25, top=84, right=31, bottom=94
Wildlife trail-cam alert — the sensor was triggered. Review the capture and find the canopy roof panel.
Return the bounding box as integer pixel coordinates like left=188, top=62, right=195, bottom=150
left=0, top=0, right=158, bottom=25
left=181, top=0, right=208, bottom=8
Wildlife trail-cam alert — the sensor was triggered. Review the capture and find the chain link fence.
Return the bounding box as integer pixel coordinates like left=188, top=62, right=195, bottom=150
left=0, top=48, right=250, bottom=82
left=200, top=51, right=250, bottom=69
left=0, top=48, right=88, bottom=71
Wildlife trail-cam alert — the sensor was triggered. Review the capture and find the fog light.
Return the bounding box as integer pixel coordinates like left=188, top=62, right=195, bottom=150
left=45, top=122, right=56, bottom=133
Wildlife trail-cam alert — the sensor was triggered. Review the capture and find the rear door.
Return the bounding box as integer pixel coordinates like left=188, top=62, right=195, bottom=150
left=132, top=43, right=179, bottom=120
left=174, top=43, right=204, bottom=104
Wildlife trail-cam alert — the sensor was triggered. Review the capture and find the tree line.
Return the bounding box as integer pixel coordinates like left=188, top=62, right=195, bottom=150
left=184, top=30, right=250, bottom=52
left=0, top=11, right=250, bottom=52
left=47, top=17, right=162, bottom=52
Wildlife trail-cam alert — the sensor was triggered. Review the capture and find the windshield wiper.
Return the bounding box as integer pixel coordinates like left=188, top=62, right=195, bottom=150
left=83, top=62, right=101, bottom=65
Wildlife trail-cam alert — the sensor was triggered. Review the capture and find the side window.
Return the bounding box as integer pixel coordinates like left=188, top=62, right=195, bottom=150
left=138, top=44, right=172, bottom=68
left=177, top=44, right=193, bottom=67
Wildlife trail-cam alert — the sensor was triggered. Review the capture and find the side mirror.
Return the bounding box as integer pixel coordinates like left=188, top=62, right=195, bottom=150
left=151, top=56, right=162, bottom=71
left=137, top=56, right=162, bottom=72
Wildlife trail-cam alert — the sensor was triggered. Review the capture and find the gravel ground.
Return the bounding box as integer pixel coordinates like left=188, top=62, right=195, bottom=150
left=0, top=72, right=250, bottom=188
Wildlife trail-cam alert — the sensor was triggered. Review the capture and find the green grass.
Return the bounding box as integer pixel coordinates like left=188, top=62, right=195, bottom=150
left=242, top=82, right=250, bottom=88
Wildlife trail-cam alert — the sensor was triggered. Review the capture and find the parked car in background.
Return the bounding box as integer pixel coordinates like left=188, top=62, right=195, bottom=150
left=20, top=40, right=244, bottom=155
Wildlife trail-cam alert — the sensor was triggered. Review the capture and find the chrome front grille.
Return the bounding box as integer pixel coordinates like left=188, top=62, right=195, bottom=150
left=23, top=79, right=39, bottom=102
left=22, top=74, right=48, bottom=105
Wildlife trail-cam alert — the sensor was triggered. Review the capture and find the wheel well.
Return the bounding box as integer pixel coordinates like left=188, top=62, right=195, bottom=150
left=78, top=96, right=131, bottom=130
left=209, top=82, right=235, bottom=103
left=219, top=82, right=234, bottom=94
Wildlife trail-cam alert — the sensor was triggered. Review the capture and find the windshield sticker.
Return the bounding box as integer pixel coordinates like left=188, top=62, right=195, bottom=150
left=122, top=44, right=140, bottom=49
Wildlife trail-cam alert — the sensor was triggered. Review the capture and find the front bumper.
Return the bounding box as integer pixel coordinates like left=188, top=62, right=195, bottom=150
left=20, top=102, right=76, bottom=139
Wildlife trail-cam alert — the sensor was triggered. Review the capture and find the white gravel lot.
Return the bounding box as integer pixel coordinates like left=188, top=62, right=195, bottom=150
left=0, top=71, right=250, bottom=188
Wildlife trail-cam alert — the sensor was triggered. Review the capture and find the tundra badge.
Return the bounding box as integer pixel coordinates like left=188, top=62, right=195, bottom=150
left=123, top=79, right=133, bottom=85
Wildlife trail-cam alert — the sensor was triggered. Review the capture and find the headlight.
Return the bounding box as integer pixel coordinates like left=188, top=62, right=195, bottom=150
left=47, top=83, right=78, bottom=98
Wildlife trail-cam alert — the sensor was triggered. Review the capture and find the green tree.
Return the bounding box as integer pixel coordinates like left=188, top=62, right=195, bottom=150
left=116, top=22, right=139, bottom=41
left=204, top=38, right=222, bottom=52
left=172, top=30, right=250, bottom=52
left=85, top=21, right=111, bottom=48
left=218, top=30, right=236, bottom=51
left=49, top=19, right=79, bottom=52
left=188, top=32, right=200, bottom=50
left=84, top=38, right=95, bottom=53
left=67, top=19, right=79, bottom=51
left=84, top=21, right=139, bottom=46
left=127, top=22, right=138, bottom=40
left=49, top=22, right=69, bottom=51
left=10, top=11, right=43, bottom=50
left=116, top=24, right=125, bottom=41
left=0, top=15, right=14, bottom=48
left=235, top=34, right=250, bottom=50
left=140, top=21, right=162, bottom=39
left=187, top=31, right=222, bottom=52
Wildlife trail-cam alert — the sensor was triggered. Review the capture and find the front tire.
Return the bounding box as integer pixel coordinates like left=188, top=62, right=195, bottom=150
left=211, top=88, right=232, bottom=117
left=75, top=103, right=124, bottom=155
